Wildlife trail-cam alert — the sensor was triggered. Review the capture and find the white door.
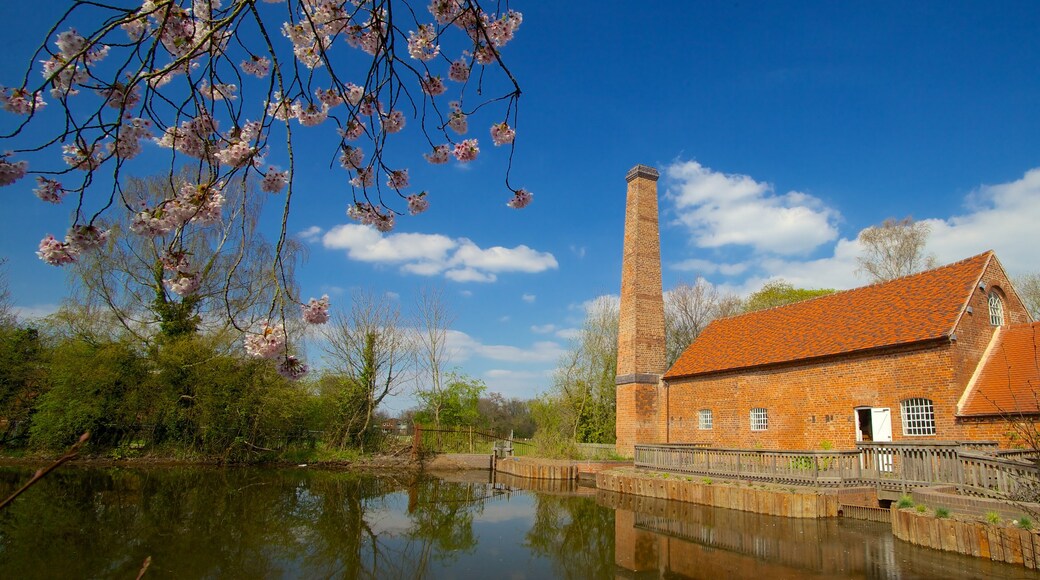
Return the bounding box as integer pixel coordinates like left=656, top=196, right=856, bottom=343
left=871, top=408, right=893, bottom=472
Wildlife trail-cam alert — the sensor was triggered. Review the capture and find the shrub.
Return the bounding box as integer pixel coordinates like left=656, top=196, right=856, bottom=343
left=1017, top=516, right=1034, bottom=530
left=897, top=495, right=914, bottom=509
left=934, top=507, right=950, bottom=519
left=702, top=477, right=713, bottom=485
left=985, top=511, right=1002, bottom=525
left=915, top=505, right=927, bottom=514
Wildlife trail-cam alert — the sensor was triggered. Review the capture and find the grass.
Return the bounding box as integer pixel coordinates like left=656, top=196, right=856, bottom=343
left=915, top=504, right=928, bottom=514
left=986, top=511, right=1002, bottom=525
left=1016, top=516, right=1034, bottom=530
left=896, top=494, right=914, bottom=509
left=702, top=477, right=713, bottom=485
left=934, top=507, right=950, bottom=519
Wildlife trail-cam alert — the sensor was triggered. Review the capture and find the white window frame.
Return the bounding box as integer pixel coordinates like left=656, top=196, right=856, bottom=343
left=900, top=398, right=936, bottom=436
left=750, top=407, right=768, bottom=431
left=698, top=409, right=713, bottom=430
left=988, top=292, right=1005, bottom=326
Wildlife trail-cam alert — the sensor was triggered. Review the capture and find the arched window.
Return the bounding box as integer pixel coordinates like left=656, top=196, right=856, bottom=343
left=900, top=398, right=936, bottom=436
left=988, top=292, right=1005, bottom=326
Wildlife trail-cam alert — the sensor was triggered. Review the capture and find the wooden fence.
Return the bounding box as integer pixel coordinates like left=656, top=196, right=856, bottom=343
left=635, top=441, right=1040, bottom=500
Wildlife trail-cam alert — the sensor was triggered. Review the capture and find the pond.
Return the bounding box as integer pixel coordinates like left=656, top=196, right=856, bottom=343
left=0, top=465, right=1033, bottom=579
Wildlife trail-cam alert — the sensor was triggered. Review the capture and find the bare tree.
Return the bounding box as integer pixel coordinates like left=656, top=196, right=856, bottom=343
left=321, top=289, right=412, bottom=447
left=856, top=217, right=938, bottom=282
left=412, top=286, right=455, bottom=426
left=665, top=278, right=743, bottom=365
left=0, top=259, right=12, bottom=327
left=1017, top=273, right=1040, bottom=320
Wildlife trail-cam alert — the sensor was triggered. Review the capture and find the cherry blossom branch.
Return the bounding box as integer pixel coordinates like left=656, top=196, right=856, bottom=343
left=0, top=432, right=90, bottom=511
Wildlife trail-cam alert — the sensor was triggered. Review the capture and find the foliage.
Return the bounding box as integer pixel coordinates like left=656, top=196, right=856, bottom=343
left=934, top=507, right=950, bottom=519
left=915, top=504, right=927, bottom=513
left=856, top=217, right=938, bottom=282
left=743, top=280, right=836, bottom=313
left=897, top=495, right=915, bottom=509
left=986, top=511, right=1002, bottom=525
left=413, top=372, right=485, bottom=428
left=1017, top=516, right=1034, bottom=530
left=0, top=325, right=46, bottom=445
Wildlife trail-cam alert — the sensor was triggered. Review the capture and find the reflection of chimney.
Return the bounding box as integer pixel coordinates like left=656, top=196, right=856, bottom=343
left=616, top=165, right=666, bottom=455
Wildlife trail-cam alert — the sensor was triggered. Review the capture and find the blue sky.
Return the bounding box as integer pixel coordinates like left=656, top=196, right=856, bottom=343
left=2, top=2, right=1039, bottom=412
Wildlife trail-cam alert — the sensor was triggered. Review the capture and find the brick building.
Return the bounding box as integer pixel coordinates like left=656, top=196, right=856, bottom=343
left=663, top=251, right=1037, bottom=450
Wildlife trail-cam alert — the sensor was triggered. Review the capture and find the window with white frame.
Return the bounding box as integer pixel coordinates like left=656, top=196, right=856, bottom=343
left=750, top=407, right=768, bottom=431
left=900, top=398, right=936, bottom=436
left=988, top=292, right=1005, bottom=326
left=698, top=409, right=713, bottom=430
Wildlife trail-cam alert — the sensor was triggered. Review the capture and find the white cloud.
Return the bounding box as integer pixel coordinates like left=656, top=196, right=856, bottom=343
left=531, top=323, right=556, bottom=334
left=459, top=290, right=473, bottom=298
left=522, top=294, right=536, bottom=303
left=665, top=160, right=840, bottom=255
left=298, top=226, right=323, bottom=243
left=555, top=327, right=581, bottom=340
left=444, top=330, right=566, bottom=365
left=12, top=303, right=60, bottom=320
left=693, top=166, right=1040, bottom=295
left=321, top=224, right=557, bottom=282
left=570, top=245, right=587, bottom=258
left=481, top=369, right=553, bottom=400
left=671, top=258, right=749, bottom=276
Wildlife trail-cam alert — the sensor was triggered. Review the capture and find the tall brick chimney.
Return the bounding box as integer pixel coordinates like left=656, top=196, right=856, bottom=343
left=616, top=164, right=667, bottom=456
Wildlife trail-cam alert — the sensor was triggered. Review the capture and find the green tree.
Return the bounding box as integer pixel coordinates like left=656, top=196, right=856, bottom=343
left=743, top=280, right=836, bottom=313
left=414, top=373, right=485, bottom=428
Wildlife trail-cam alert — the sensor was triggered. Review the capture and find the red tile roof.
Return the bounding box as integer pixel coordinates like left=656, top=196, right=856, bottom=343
left=664, top=252, right=993, bottom=380
left=959, top=322, right=1040, bottom=417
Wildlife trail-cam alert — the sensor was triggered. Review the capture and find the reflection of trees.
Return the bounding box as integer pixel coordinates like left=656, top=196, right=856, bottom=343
left=0, top=467, right=504, bottom=578
left=525, top=494, right=615, bottom=579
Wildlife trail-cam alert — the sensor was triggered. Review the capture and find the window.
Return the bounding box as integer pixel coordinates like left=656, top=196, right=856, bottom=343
left=901, top=398, right=936, bottom=436
left=698, top=409, right=713, bottom=430
left=988, top=292, right=1005, bottom=326
left=750, top=408, right=768, bottom=431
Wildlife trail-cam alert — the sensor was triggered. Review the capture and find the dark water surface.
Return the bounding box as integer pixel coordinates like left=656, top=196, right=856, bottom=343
left=0, top=465, right=1033, bottom=579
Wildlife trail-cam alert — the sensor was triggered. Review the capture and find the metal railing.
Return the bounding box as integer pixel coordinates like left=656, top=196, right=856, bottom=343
left=634, top=441, right=1040, bottom=499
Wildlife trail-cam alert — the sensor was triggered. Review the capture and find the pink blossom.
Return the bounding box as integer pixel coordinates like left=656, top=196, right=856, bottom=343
left=97, top=82, right=140, bottom=110
left=293, top=102, right=329, bottom=127
left=490, top=122, right=515, bottom=146
left=301, top=295, right=330, bottom=324
left=339, top=119, right=365, bottom=140
left=198, top=81, right=237, bottom=101
left=448, top=58, right=470, bottom=82
left=408, top=192, right=429, bottom=215
left=421, top=75, right=447, bottom=97
left=424, top=144, right=451, bottom=164
left=65, top=224, right=109, bottom=254
left=344, top=83, right=364, bottom=106
left=163, top=271, right=201, bottom=296
left=266, top=93, right=293, bottom=121
left=386, top=169, right=409, bottom=189
left=109, top=117, right=153, bottom=160
left=244, top=321, right=285, bottom=359
left=447, top=102, right=467, bottom=134
left=0, top=156, right=28, bottom=186
left=278, top=356, right=308, bottom=380
left=452, top=139, right=479, bottom=162
left=407, top=24, right=440, bottom=61
left=37, top=235, right=76, bottom=266
left=0, top=87, right=46, bottom=115
left=339, top=145, right=364, bottom=170
left=241, top=55, right=271, bottom=78
left=429, top=0, right=462, bottom=24
left=358, top=96, right=380, bottom=116
left=261, top=167, right=289, bottom=193
left=347, top=203, right=395, bottom=232
left=381, top=110, right=405, bottom=133
left=34, top=177, right=66, bottom=203
left=473, top=44, right=498, bottom=65
left=62, top=143, right=102, bottom=171
left=507, top=188, right=533, bottom=209
left=316, top=88, right=344, bottom=108
left=349, top=167, right=375, bottom=188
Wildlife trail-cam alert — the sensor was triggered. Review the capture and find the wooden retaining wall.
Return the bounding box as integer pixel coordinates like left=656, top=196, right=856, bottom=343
left=494, top=456, right=578, bottom=480
left=892, top=508, right=1040, bottom=569
left=596, top=468, right=839, bottom=519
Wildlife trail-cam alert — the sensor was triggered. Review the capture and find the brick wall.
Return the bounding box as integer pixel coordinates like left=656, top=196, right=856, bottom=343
left=662, top=256, right=1032, bottom=450
left=616, top=165, right=667, bottom=455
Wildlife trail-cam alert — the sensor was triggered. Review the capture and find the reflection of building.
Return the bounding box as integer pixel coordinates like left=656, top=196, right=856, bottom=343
left=615, top=164, right=1038, bottom=453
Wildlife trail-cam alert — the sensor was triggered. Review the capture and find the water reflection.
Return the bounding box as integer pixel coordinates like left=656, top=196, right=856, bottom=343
left=0, top=466, right=1035, bottom=579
